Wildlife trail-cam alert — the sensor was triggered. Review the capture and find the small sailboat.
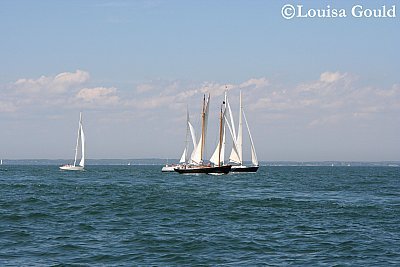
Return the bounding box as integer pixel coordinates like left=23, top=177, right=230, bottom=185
left=162, top=108, right=197, bottom=172
left=60, top=112, right=85, bottom=171
left=175, top=94, right=231, bottom=174
left=226, top=91, right=259, bottom=172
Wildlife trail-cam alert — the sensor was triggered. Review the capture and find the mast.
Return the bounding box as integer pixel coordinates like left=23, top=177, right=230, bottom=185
left=73, top=112, right=82, bottom=167
left=200, top=95, right=205, bottom=163
left=237, top=91, right=243, bottom=165
left=190, top=94, right=209, bottom=165
left=218, top=105, right=223, bottom=167
left=180, top=107, right=190, bottom=163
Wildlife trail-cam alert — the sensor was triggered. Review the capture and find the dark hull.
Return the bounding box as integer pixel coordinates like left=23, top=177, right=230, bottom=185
left=231, top=166, right=259, bottom=173
left=174, top=165, right=231, bottom=174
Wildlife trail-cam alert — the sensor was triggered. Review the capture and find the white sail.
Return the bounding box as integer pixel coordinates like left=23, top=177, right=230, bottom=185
left=60, top=112, right=85, bottom=171
left=79, top=122, right=85, bottom=167
left=210, top=107, right=226, bottom=166
left=243, top=108, right=258, bottom=166
left=179, top=147, right=187, bottom=163
left=229, top=92, right=243, bottom=164
left=225, top=91, right=240, bottom=164
left=188, top=121, right=197, bottom=149
left=190, top=94, right=210, bottom=165
left=210, top=129, right=225, bottom=166
left=225, top=114, right=240, bottom=163
left=180, top=110, right=190, bottom=164
left=226, top=93, right=236, bottom=141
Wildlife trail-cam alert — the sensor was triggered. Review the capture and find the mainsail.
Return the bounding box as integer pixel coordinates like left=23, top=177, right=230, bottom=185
left=73, top=112, right=85, bottom=167
left=226, top=91, right=258, bottom=167
left=78, top=120, right=85, bottom=167
left=190, top=94, right=210, bottom=165
left=210, top=103, right=226, bottom=166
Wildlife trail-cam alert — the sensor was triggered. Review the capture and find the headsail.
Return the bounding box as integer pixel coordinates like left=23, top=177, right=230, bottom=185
left=243, top=107, right=258, bottom=166
left=179, top=147, right=187, bottom=163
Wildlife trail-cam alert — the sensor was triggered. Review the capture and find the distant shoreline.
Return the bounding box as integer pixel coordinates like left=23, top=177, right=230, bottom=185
left=0, top=159, right=398, bottom=167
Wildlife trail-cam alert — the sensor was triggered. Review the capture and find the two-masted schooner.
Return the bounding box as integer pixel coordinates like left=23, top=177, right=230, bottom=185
left=225, top=91, right=259, bottom=172
left=174, top=94, right=231, bottom=174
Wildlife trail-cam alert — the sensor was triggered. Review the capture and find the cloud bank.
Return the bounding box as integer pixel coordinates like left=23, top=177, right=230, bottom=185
left=1, top=70, right=399, bottom=130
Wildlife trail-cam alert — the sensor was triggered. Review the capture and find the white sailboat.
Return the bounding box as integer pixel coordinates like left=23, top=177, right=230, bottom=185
left=226, top=91, right=259, bottom=172
left=60, top=112, right=85, bottom=171
left=162, top=108, right=197, bottom=172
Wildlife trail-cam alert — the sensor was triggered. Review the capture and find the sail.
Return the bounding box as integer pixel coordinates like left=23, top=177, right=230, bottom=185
left=188, top=121, right=197, bottom=149
left=229, top=92, right=243, bottom=164
left=210, top=107, right=226, bottom=166
left=243, top=109, right=258, bottom=166
left=190, top=94, right=210, bottom=164
left=179, top=147, right=187, bottom=163
left=210, top=127, right=226, bottom=166
left=224, top=91, right=241, bottom=164
left=73, top=113, right=82, bottom=166
left=79, top=122, right=85, bottom=167
left=226, top=94, right=236, bottom=141
left=226, top=117, right=241, bottom=164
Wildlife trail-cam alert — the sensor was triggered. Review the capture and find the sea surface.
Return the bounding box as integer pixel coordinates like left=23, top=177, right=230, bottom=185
left=0, top=165, right=399, bottom=266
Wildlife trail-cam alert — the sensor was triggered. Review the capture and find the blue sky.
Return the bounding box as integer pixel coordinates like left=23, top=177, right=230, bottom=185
left=0, top=0, right=399, bottom=161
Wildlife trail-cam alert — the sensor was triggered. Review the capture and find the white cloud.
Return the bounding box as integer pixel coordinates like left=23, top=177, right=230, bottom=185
left=240, top=77, right=269, bottom=88
left=136, top=84, right=154, bottom=93
left=319, top=71, right=346, bottom=83
left=76, top=87, right=119, bottom=105
left=0, top=101, right=17, bottom=112
left=13, top=69, right=89, bottom=94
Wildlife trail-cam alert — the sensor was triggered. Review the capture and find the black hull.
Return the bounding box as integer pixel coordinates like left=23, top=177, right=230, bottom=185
left=231, top=166, right=259, bottom=173
left=174, top=165, right=231, bottom=174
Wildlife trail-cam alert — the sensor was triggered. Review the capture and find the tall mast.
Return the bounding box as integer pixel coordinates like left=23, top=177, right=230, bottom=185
left=238, top=91, right=243, bottom=164
left=218, top=105, right=223, bottom=167
left=184, top=107, right=190, bottom=163
left=200, top=94, right=205, bottom=163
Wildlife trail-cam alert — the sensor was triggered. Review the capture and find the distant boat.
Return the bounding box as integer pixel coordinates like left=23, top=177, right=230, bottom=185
left=0, top=159, right=2, bottom=165
left=226, top=91, right=259, bottom=172
left=175, top=94, right=231, bottom=175
left=60, top=112, right=85, bottom=171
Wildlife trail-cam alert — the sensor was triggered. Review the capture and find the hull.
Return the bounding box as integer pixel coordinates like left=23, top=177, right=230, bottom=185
left=59, top=165, right=84, bottom=171
left=231, top=165, right=259, bottom=173
left=174, top=165, right=231, bottom=174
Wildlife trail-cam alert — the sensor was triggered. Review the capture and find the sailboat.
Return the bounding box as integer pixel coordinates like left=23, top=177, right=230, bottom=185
left=174, top=94, right=231, bottom=174
left=226, top=91, right=259, bottom=172
left=60, top=112, right=85, bottom=171
left=162, top=108, right=197, bottom=172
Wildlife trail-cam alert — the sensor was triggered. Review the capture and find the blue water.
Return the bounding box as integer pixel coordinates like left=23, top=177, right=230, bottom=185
left=0, top=165, right=399, bottom=265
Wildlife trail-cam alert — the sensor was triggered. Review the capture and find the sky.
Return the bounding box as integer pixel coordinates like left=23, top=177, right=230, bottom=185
left=0, top=0, right=399, bottom=161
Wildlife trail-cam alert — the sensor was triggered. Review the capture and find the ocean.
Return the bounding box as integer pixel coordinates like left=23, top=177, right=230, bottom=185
left=0, top=165, right=399, bottom=266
